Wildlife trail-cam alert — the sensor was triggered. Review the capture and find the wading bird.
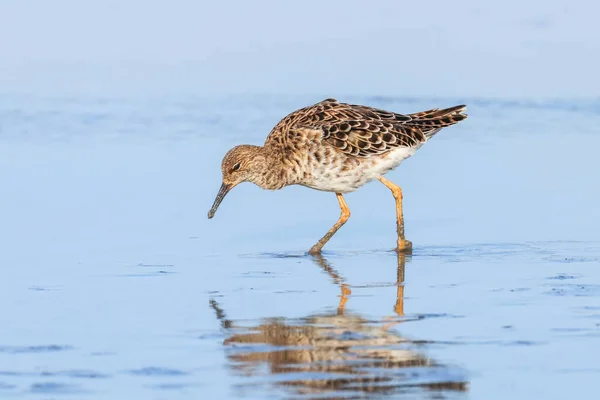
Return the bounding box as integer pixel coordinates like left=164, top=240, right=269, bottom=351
left=208, top=98, right=467, bottom=254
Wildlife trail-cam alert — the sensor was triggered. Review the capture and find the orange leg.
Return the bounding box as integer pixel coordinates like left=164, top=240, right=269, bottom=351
left=378, top=177, right=412, bottom=253
left=308, top=193, right=350, bottom=254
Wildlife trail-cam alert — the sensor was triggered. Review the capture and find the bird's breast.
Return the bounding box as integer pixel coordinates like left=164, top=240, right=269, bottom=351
left=294, top=146, right=417, bottom=193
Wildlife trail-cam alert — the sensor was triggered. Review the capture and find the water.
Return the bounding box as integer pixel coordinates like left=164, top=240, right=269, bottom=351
left=1, top=94, right=600, bottom=399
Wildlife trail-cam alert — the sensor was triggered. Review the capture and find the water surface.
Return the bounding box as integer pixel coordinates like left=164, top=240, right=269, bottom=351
left=1, top=95, right=599, bottom=399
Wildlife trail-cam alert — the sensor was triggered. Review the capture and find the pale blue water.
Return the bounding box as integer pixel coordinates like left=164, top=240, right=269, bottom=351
left=1, top=95, right=600, bottom=399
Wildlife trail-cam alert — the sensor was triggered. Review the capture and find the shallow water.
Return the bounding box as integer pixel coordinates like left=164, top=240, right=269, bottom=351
left=1, top=95, right=600, bottom=399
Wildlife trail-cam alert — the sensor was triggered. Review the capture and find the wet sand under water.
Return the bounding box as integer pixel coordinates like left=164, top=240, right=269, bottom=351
left=1, top=95, right=600, bottom=399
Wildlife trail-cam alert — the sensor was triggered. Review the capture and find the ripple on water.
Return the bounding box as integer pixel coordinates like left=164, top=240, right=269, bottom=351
left=127, top=367, right=189, bottom=377
left=546, top=284, right=600, bottom=297
left=0, top=369, right=109, bottom=379
left=0, top=345, right=73, bottom=354
left=149, top=382, right=194, bottom=390
left=0, top=382, right=16, bottom=390
left=30, top=382, right=84, bottom=394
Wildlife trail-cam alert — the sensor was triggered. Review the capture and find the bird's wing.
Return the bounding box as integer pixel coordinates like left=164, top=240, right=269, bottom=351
left=268, top=98, right=467, bottom=158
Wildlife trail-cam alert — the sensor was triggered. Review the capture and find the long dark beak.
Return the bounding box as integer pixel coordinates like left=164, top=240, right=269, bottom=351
left=208, top=182, right=232, bottom=219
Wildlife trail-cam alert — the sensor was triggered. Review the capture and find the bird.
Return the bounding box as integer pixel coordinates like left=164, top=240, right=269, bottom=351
left=208, top=98, right=467, bottom=254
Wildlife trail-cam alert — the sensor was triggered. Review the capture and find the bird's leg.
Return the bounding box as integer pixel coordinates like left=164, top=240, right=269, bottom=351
left=308, top=193, right=350, bottom=254
left=378, top=177, right=412, bottom=253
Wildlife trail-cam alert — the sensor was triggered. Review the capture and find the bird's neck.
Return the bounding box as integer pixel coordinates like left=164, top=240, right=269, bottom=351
left=251, top=145, right=289, bottom=190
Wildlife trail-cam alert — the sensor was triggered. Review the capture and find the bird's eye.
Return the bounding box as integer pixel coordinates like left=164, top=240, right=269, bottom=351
left=232, top=163, right=241, bottom=172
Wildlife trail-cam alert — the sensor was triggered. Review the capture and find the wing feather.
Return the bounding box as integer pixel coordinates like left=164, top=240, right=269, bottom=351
left=265, top=98, right=467, bottom=157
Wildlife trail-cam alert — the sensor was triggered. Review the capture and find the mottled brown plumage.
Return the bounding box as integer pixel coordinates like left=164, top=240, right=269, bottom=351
left=208, top=98, right=468, bottom=254
left=265, top=98, right=466, bottom=157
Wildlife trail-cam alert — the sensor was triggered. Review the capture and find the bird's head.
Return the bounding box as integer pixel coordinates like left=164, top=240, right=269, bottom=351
left=207, top=145, right=267, bottom=219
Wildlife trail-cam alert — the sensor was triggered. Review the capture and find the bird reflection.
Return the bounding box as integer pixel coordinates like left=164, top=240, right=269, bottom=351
left=209, top=253, right=468, bottom=398
left=311, top=253, right=406, bottom=319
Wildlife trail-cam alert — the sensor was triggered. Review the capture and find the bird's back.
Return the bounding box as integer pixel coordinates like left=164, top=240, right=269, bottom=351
left=263, top=98, right=467, bottom=193
left=265, top=98, right=466, bottom=156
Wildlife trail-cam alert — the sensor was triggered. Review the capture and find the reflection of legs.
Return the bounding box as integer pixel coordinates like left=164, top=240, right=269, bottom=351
left=311, top=253, right=352, bottom=315
left=383, top=253, right=407, bottom=330
left=378, top=177, right=412, bottom=252
left=309, top=193, right=350, bottom=254
left=338, top=284, right=351, bottom=315
left=394, top=254, right=406, bottom=317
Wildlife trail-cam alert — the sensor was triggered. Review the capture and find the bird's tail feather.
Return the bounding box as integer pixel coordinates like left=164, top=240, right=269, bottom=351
left=408, top=104, right=468, bottom=139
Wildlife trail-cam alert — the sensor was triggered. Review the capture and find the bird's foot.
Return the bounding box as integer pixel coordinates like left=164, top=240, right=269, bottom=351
left=395, top=239, right=413, bottom=254
left=308, top=244, right=323, bottom=255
